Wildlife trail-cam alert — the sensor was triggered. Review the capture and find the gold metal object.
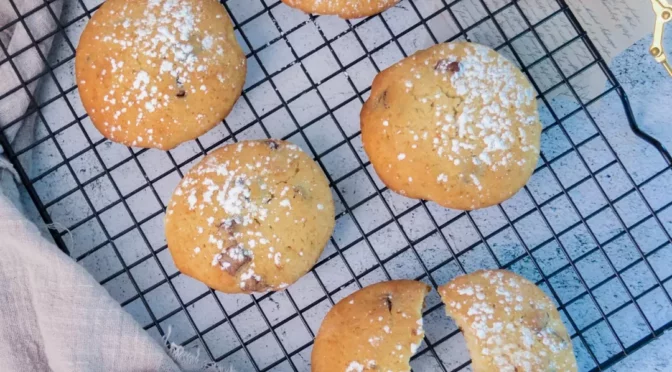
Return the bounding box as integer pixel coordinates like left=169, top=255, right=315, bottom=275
left=651, top=0, right=672, bottom=76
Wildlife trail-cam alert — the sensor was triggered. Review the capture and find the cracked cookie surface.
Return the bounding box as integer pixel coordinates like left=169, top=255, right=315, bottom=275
left=165, top=140, right=335, bottom=293
left=361, top=42, right=541, bottom=210
left=312, top=280, right=429, bottom=372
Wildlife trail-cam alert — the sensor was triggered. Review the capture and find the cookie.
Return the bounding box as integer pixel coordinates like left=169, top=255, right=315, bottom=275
left=165, top=140, right=335, bottom=293
left=361, top=42, right=541, bottom=210
left=312, top=280, right=429, bottom=372
left=282, top=0, right=400, bottom=19
left=76, top=0, right=246, bottom=150
left=439, top=270, right=577, bottom=372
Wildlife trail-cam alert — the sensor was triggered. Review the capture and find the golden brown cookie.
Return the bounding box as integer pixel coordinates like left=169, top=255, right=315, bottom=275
left=361, top=42, right=541, bottom=210
left=76, top=0, right=246, bottom=150
left=439, top=270, right=577, bottom=372
left=281, top=0, right=400, bottom=19
left=312, top=280, right=430, bottom=372
left=165, top=140, right=335, bottom=293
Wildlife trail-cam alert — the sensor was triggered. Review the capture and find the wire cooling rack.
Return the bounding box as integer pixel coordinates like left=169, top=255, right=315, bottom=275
left=2, top=0, right=672, bottom=371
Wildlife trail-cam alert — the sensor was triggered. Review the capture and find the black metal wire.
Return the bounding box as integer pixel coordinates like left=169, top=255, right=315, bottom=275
left=1, top=0, right=671, bottom=371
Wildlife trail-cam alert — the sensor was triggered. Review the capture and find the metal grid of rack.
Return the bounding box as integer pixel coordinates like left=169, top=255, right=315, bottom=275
left=1, top=0, right=672, bottom=370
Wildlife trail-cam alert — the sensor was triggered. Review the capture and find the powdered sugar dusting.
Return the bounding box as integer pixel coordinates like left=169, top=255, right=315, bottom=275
left=79, top=0, right=245, bottom=149
left=363, top=42, right=541, bottom=209
left=166, top=141, right=318, bottom=292
left=345, top=361, right=364, bottom=372
left=443, top=271, right=574, bottom=371
left=428, top=44, right=538, bottom=179
left=373, top=43, right=539, bottom=207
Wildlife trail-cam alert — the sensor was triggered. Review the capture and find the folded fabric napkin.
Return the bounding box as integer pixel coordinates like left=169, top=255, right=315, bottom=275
left=0, top=1, right=223, bottom=371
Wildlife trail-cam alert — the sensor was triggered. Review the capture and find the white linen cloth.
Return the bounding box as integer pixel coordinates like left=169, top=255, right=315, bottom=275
left=0, top=1, right=222, bottom=371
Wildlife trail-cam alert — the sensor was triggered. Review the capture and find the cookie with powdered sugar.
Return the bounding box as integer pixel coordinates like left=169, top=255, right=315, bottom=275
left=439, top=270, right=577, bottom=372
left=76, top=0, right=246, bottom=150
left=282, top=0, right=400, bottom=18
left=165, top=140, right=335, bottom=293
left=361, top=42, right=541, bottom=210
left=312, top=280, right=429, bottom=372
